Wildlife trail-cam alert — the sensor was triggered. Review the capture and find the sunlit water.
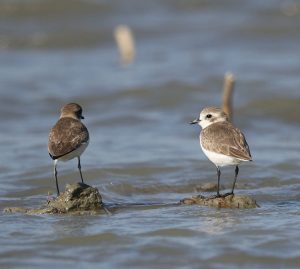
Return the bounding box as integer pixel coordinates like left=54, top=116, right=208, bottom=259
left=1, top=0, right=300, bottom=268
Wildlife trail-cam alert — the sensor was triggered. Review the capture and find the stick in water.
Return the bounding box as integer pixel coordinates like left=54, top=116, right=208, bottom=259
left=222, top=72, right=235, bottom=122
left=114, top=25, right=136, bottom=65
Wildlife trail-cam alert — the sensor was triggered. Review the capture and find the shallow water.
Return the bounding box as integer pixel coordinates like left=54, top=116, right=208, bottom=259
left=1, top=0, right=300, bottom=268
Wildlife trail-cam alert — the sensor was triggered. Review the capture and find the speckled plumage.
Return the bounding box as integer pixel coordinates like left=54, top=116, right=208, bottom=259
left=48, top=117, right=89, bottom=160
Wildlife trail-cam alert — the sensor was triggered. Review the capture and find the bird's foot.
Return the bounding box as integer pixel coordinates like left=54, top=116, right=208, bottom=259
left=209, top=192, right=234, bottom=199
left=209, top=193, right=222, bottom=199
left=222, top=192, right=234, bottom=197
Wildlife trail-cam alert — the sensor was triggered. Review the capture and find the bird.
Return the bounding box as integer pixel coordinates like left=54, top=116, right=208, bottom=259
left=190, top=107, right=252, bottom=197
left=48, top=103, right=89, bottom=196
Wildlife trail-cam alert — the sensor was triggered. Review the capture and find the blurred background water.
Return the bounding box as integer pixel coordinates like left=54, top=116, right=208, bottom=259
left=1, top=0, right=300, bottom=268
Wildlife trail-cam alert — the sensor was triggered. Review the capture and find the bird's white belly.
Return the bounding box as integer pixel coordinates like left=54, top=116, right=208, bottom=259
left=200, top=142, right=241, bottom=167
left=58, top=141, right=89, bottom=162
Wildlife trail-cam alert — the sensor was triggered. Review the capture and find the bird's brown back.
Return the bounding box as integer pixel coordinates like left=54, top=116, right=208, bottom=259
left=48, top=117, right=89, bottom=159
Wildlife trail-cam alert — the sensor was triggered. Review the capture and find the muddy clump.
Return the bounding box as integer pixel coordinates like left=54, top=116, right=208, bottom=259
left=181, top=194, right=258, bottom=209
left=4, top=183, right=104, bottom=215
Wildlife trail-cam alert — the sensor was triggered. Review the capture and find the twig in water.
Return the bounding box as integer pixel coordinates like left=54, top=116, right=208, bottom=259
left=114, top=25, right=136, bottom=65
left=222, top=72, right=235, bottom=122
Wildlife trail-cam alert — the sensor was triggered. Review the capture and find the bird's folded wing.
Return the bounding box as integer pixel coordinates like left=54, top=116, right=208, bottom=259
left=201, top=122, right=252, bottom=161
left=48, top=118, right=89, bottom=158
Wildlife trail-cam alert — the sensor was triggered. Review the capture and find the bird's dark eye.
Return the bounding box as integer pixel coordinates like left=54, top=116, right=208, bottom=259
left=206, top=114, right=212, bottom=119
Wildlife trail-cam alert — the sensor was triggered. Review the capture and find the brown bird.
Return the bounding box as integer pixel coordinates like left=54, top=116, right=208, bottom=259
left=48, top=103, right=89, bottom=196
left=190, top=107, right=252, bottom=197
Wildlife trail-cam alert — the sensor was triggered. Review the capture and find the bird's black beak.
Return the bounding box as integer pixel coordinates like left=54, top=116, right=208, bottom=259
left=81, top=115, right=85, bottom=120
left=190, top=118, right=200, bottom=124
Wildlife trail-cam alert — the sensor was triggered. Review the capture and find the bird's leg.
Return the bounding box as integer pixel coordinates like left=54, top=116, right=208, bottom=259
left=54, top=160, right=60, bottom=196
left=231, top=165, right=239, bottom=195
left=212, top=166, right=221, bottom=198
left=222, top=165, right=239, bottom=197
left=78, top=157, right=84, bottom=184
left=209, top=167, right=222, bottom=199
left=210, top=167, right=241, bottom=199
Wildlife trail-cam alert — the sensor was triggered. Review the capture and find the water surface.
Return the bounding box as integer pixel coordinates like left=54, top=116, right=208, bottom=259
left=1, top=0, right=300, bottom=268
